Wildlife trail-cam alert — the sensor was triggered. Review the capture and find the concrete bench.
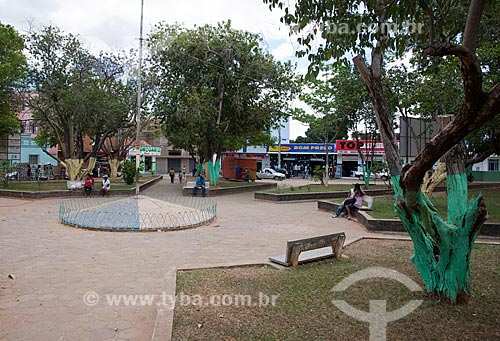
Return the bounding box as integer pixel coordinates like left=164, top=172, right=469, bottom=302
left=269, top=232, right=345, bottom=270
left=67, top=180, right=84, bottom=190
left=357, top=195, right=374, bottom=211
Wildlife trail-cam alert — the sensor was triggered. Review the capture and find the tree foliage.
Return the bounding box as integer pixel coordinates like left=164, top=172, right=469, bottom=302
left=298, top=64, right=367, bottom=184
left=0, top=22, right=27, bottom=136
left=25, top=26, right=133, bottom=179
left=148, top=21, right=299, bottom=162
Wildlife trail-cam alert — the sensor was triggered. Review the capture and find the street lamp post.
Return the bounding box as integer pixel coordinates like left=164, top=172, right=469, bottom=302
left=135, top=0, right=144, bottom=196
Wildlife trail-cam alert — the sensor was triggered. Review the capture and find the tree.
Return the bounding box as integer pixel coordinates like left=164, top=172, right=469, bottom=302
left=0, top=23, right=27, bottom=136
left=298, top=64, right=359, bottom=185
left=26, top=26, right=132, bottom=180
left=265, top=0, right=500, bottom=303
left=148, top=22, right=299, bottom=183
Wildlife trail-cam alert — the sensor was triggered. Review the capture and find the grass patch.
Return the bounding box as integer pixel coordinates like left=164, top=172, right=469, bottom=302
left=173, top=239, right=500, bottom=340
left=269, top=183, right=389, bottom=194
left=366, top=189, right=500, bottom=222
left=216, top=181, right=266, bottom=188
left=1, top=176, right=157, bottom=191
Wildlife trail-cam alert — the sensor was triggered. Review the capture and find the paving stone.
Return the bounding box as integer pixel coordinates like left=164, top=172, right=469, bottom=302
left=116, top=326, right=150, bottom=340
left=87, top=327, right=117, bottom=340
left=0, top=177, right=420, bottom=340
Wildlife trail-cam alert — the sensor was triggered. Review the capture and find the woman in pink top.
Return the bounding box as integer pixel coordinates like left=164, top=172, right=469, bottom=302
left=345, top=184, right=365, bottom=220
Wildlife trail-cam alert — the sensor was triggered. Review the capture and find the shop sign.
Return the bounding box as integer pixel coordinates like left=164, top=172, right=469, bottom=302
left=268, top=143, right=335, bottom=153
left=128, top=146, right=161, bottom=156
left=335, top=140, right=385, bottom=155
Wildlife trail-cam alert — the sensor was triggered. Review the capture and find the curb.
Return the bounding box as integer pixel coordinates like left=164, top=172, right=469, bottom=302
left=0, top=175, right=163, bottom=199
left=182, top=182, right=277, bottom=197
left=318, top=200, right=500, bottom=237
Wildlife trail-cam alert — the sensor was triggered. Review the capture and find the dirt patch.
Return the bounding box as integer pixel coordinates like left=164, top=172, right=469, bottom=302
left=173, top=239, right=500, bottom=340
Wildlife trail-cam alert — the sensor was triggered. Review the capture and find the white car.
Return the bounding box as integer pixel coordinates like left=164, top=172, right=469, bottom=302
left=353, top=170, right=390, bottom=181
left=256, top=168, right=286, bottom=180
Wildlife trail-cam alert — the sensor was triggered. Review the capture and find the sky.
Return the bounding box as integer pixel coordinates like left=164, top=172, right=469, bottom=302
left=0, top=0, right=310, bottom=139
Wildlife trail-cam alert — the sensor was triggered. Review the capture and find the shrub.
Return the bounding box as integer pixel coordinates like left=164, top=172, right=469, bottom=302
left=122, top=160, right=136, bottom=185
left=0, top=161, right=15, bottom=188
left=312, top=165, right=325, bottom=185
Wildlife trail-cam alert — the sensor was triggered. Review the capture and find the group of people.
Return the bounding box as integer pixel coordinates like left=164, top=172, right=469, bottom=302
left=26, top=163, right=54, bottom=180
left=169, top=166, right=187, bottom=184
left=84, top=174, right=111, bottom=197
left=166, top=165, right=206, bottom=197
left=332, top=183, right=365, bottom=220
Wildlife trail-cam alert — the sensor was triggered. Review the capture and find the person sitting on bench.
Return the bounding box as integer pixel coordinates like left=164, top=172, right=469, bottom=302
left=333, top=183, right=365, bottom=220
left=83, top=174, right=94, bottom=197
left=100, top=174, right=111, bottom=196
left=192, top=173, right=206, bottom=197
left=242, top=168, right=251, bottom=182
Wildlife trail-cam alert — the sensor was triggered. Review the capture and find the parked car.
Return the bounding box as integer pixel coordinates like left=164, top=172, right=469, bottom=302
left=352, top=170, right=390, bottom=181
left=256, top=168, right=286, bottom=180
left=274, top=167, right=291, bottom=178
left=4, top=171, right=18, bottom=181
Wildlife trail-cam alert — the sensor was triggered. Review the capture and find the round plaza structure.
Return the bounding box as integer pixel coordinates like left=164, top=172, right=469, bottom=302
left=59, top=194, right=217, bottom=231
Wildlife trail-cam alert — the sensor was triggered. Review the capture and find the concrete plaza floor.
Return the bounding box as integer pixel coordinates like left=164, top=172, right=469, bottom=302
left=0, top=176, right=450, bottom=340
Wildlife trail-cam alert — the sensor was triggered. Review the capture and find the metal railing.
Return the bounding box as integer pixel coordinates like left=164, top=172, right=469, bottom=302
left=59, top=194, right=217, bottom=231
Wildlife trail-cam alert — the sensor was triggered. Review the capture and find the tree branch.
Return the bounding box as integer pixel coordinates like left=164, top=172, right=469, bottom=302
left=353, top=54, right=401, bottom=177
left=423, top=43, right=483, bottom=106
left=462, top=0, right=486, bottom=52
left=465, top=151, right=493, bottom=167
left=403, top=84, right=500, bottom=192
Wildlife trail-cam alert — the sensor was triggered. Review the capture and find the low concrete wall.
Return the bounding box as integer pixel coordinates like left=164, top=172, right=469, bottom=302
left=0, top=176, right=163, bottom=199
left=182, top=182, right=277, bottom=197
left=256, top=189, right=394, bottom=202
left=256, top=182, right=500, bottom=202
left=318, top=200, right=500, bottom=237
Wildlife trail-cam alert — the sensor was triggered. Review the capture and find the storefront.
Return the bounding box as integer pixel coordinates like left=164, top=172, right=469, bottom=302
left=128, top=146, right=161, bottom=173
left=267, top=143, right=336, bottom=176
left=335, top=140, right=386, bottom=177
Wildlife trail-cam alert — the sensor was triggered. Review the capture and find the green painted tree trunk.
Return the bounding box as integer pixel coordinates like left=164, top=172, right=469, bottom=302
left=391, top=173, right=486, bottom=303
left=207, top=161, right=220, bottom=186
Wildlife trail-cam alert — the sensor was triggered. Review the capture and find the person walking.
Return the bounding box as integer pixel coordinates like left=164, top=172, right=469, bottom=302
left=169, top=168, right=175, bottom=184
left=178, top=171, right=184, bottom=186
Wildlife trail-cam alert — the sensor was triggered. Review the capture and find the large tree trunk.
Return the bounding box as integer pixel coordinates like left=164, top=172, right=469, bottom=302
left=109, top=159, right=122, bottom=178
left=391, top=147, right=486, bottom=303
left=422, top=162, right=446, bottom=197
left=355, top=51, right=489, bottom=302
left=63, top=159, right=85, bottom=180
left=351, top=0, right=496, bottom=302
left=422, top=116, right=453, bottom=197
left=62, top=157, right=96, bottom=180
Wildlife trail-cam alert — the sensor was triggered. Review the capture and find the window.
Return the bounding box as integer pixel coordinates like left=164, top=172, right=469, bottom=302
left=21, top=120, right=36, bottom=134
left=29, top=155, right=39, bottom=165
left=168, top=150, right=181, bottom=156
left=488, top=159, right=499, bottom=171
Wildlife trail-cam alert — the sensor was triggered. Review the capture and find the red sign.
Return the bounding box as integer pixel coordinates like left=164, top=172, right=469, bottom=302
left=335, top=140, right=385, bottom=155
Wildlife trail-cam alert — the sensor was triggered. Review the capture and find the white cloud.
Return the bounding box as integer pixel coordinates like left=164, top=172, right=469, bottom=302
left=1, top=0, right=292, bottom=52
left=1, top=0, right=310, bottom=139
left=271, top=42, right=294, bottom=61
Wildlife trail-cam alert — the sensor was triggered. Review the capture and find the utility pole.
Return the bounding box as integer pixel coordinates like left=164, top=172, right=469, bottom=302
left=278, top=127, right=281, bottom=168
left=135, top=0, right=144, bottom=196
